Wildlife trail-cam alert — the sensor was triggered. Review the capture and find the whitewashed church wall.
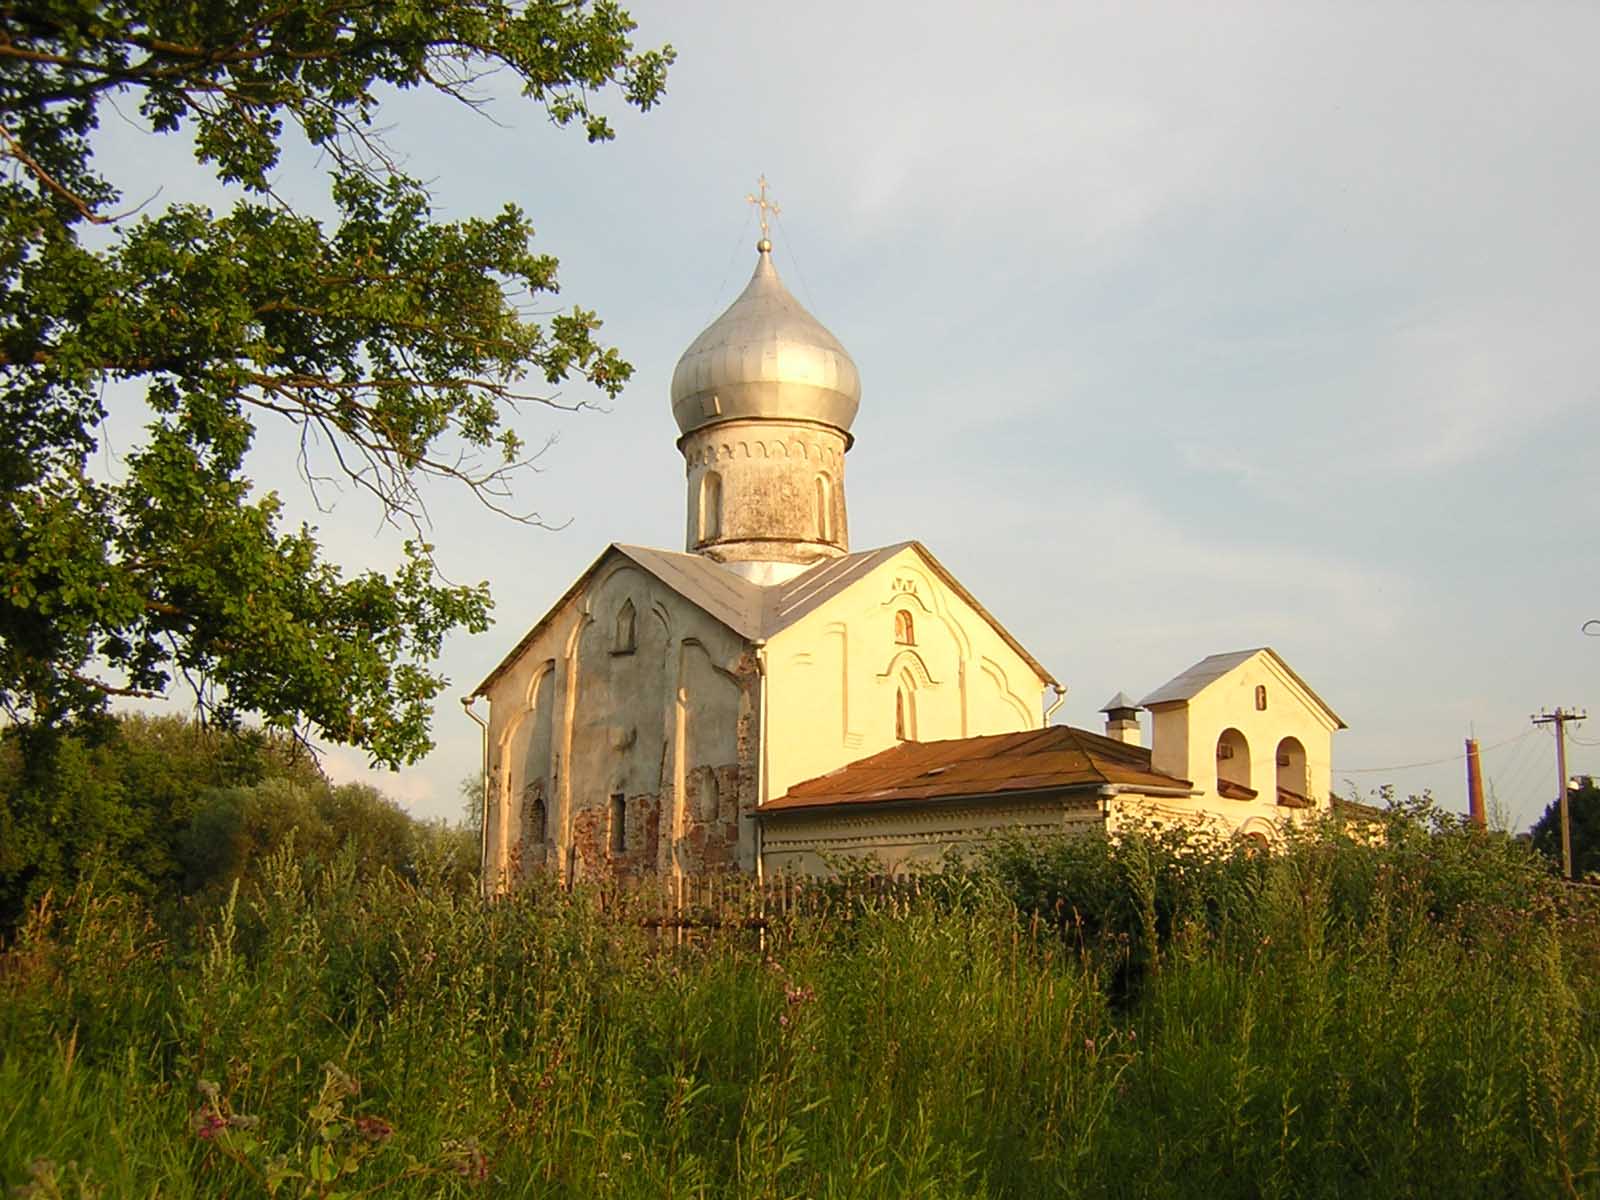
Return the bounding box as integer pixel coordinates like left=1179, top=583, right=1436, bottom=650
left=481, top=556, right=756, bottom=892
left=762, top=546, right=1049, bottom=805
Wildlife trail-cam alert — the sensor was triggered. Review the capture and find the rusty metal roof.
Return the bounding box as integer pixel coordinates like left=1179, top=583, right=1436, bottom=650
left=758, top=725, right=1192, bottom=815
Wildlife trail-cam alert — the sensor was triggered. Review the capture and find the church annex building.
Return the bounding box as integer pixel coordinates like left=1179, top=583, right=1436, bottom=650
left=469, top=223, right=1346, bottom=890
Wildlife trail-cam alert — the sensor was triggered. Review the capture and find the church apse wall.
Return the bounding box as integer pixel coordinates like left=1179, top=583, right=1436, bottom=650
left=480, top=554, right=756, bottom=892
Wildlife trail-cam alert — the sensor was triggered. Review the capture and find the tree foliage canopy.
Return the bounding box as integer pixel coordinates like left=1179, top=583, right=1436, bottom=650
left=1531, top=775, right=1600, bottom=880
left=0, top=0, right=671, bottom=764
left=0, top=713, right=476, bottom=930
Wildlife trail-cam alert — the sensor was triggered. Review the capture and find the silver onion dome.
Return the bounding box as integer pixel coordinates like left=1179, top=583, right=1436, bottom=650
left=671, top=244, right=861, bottom=437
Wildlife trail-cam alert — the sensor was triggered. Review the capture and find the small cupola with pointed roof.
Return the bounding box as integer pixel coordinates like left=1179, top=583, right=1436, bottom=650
left=672, top=180, right=860, bottom=584
left=1101, top=692, right=1143, bottom=746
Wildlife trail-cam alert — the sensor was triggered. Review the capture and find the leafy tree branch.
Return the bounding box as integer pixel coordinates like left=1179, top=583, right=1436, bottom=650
left=0, top=0, right=673, bottom=763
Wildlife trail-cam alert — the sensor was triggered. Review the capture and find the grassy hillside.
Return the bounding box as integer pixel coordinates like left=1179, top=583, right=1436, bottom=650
left=3, top=808, right=1598, bottom=1198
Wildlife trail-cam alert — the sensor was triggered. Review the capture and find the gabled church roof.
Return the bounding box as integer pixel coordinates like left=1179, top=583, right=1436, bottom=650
left=472, top=540, right=1056, bottom=696
left=1140, top=647, right=1346, bottom=729
left=758, top=725, right=1192, bottom=814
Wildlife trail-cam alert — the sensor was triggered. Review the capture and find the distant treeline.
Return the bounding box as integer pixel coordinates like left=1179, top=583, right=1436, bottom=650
left=0, top=715, right=476, bottom=934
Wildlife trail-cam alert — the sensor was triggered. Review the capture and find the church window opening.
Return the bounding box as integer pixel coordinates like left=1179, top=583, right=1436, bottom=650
left=699, top=472, right=722, bottom=542
left=524, top=787, right=547, bottom=845
left=1216, top=728, right=1251, bottom=795
left=609, top=793, right=627, bottom=853
left=1255, top=684, right=1268, bottom=711
left=816, top=474, right=833, bottom=541
left=613, top=600, right=636, bottom=654
left=894, top=609, right=915, bottom=645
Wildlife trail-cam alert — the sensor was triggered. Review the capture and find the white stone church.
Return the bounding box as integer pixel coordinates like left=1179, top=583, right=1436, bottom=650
left=470, top=228, right=1346, bottom=888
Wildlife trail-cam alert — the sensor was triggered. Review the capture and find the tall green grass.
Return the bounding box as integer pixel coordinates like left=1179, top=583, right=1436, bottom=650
left=3, top=811, right=1598, bottom=1198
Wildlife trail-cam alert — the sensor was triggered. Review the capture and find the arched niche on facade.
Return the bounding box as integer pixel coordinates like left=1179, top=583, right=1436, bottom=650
left=895, top=670, right=919, bottom=742
left=1237, top=817, right=1278, bottom=854
left=696, top=765, right=720, bottom=823
left=1216, top=727, right=1251, bottom=794
left=613, top=599, right=636, bottom=654
left=815, top=474, right=833, bottom=542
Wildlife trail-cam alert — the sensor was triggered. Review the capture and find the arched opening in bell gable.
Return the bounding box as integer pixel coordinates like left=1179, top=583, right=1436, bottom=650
left=1216, top=727, right=1252, bottom=797
left=1276, top=736, right=1309, bottom=805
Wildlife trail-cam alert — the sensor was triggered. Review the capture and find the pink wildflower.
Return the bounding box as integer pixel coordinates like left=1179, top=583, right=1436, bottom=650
left=192, top=1107, right=227, bottom=1141
left=354, top=1115, right=394, bottom=1143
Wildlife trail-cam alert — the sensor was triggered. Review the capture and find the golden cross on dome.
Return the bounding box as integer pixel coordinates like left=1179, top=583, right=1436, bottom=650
left=746, top=174, right=780, bottom=250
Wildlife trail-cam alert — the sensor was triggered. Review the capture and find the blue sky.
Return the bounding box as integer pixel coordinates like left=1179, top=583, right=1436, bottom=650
left=95, top=1, right=1600, bottom=829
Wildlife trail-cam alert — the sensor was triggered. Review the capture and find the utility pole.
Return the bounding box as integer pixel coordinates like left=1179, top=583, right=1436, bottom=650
left=1532, top=707, right=1588, bottom=880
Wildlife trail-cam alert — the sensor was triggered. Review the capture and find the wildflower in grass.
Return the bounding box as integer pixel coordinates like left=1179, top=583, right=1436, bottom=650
left=354, top=1114, right=394, bottom=1143
left=192, top=1107, right=228, bottom=1140
left=442, top=1138, right=490, bottom=1184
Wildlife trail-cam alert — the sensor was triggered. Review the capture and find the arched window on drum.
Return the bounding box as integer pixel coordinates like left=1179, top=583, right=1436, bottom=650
left=815, top=474, right=833, bottom=542
left=698, top=471, right=722, bottom=542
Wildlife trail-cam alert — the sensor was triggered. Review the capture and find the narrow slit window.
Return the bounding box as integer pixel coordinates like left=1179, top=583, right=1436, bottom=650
left=699, top=472, right=722, bottom=542
left=816, top=474, right=833, bottom=541
left=609, top=793, right=626, bottom=853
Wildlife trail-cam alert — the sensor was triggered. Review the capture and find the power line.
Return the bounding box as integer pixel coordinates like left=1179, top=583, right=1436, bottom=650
left=1339, top=726, right=1538, bottom=773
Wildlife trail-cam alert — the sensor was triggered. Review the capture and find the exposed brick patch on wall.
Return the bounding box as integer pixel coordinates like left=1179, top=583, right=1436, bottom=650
left=571, top=792, right=662, bottom=883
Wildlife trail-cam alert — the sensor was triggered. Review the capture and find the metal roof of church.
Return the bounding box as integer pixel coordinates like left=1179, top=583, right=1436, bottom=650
left=474, top=540, right=1056, bottom=695
left=757, top=725, right=1192, bottom=815
left=610, top=541, right=912, bottom=641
